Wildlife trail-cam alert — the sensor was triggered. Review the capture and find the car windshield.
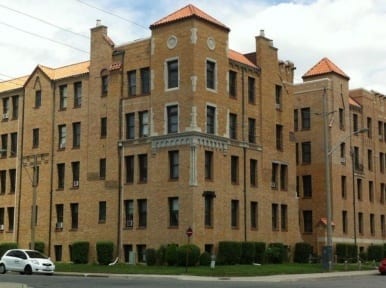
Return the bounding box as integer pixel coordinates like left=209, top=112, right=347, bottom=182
left=25, top=251, right=47, bottom=259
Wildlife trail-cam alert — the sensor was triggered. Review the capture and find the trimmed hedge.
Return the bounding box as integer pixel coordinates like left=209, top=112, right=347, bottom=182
left=336, top=243, right=357, bottom=263
left=217, top=241, right=241, bottom=265
left=367, top=245, right=384, bottom=262
left=34, top=242, right=45, bottom=254
left=165, top=244, right=178, bottom=266
left=254, top=242, right=266, bottom=264
left=71, top=241, right=90, bottom=264
left=145, top=248, right=157, bottom=266
left=0, top=242, right=17, bottom=257
left=96, top=241, right=114, bottom=265
left=199, top=251, right=211, bottom=266
left=177, top=244, right=200, bottom=266
left=241, top=242, right=256, bottom=264
left=156, top=245, right=167, bottom=265
left=294, top=242, right=313, bottom=263
left=265, top=243, right=287, bottom=264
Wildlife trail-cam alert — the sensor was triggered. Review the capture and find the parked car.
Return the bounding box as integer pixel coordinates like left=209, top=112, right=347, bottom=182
left=0, top=249, right=55, bottom=275
left=379, top=258, right=386, bottom=275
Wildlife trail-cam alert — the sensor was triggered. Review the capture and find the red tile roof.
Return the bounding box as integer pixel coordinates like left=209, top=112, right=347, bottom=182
left=349, top=97, right=361, bottom=108
left=303, top=57, right=349, bottom=80
left=228, top=49, right=258, bottom=69
left=150, top=4, right=229, bottom=31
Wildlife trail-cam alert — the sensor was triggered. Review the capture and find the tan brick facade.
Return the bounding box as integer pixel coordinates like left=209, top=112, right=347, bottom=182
left=1, top=5, right=304, bottom=263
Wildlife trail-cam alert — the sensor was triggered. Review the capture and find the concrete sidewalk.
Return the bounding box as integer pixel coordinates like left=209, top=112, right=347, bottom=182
left=55, top=269, right=379, bottom=282
left=0, top=284, right=28, bottom=288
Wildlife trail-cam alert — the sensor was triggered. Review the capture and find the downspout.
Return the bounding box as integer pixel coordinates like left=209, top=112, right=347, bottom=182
left=16, top=89, right=26, bottom=244
left=48, top=81, right=56, bottom=256
left=117, top=51, right=125, bottom=261
left=241, top=68, right=247, bottom=242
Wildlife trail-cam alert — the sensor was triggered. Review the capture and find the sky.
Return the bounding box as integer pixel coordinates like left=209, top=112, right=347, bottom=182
left=0, top=0, right=385, bottom=93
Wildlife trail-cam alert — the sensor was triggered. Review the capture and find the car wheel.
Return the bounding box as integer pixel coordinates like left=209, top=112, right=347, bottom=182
left=0, top=264, right=6, bottom=274
left=24, top=265, right=32, bottom=275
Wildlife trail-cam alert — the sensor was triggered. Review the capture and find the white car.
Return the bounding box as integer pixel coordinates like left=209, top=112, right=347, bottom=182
left=0, top=249, right=55, bottom=275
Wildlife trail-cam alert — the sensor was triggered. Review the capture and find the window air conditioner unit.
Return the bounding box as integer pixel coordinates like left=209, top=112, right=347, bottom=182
left=340, top=157, right=346, bottom=164
left=0, top=224, right=4, bottom=231
left=126, top=220, right=133, bottom=228
left=271, top=182, right=277, bottom=188
left=73, top=180, right=79, bottom=187
left=275, top=103, right=281, bottom=110
left=56, top=222, right=63, bottom=229
left=2, top=113, right=8, bottom=120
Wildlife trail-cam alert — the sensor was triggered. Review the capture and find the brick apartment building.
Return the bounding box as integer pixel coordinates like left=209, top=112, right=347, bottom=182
left=295, top=58, right=386, bottom=257
left=1, top=4, right=383, bottom=263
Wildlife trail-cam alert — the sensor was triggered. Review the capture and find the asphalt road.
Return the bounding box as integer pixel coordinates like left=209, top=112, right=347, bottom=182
left=0, top=272, right=384, bottom=288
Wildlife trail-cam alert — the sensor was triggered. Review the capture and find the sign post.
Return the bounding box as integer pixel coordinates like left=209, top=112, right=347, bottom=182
left=185, top=227, right=193, bottom=272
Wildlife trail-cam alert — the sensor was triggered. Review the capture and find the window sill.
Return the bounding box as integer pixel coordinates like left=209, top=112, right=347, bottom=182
left=168, top=226, right=178, bottom=229
left=70, top=228, right=78, bottom=232
left=55, top=228, right=63, bottom=232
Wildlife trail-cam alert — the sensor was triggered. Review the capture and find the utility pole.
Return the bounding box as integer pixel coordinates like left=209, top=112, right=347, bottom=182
left=23, top=153, right=49, bottom=251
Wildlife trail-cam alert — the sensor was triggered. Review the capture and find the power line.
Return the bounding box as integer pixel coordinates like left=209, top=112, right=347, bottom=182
left=0, top=21, right=89, bottom=54
left=0, top=3, right=89, bottom=39
left=76, top=0, right=148, bottom=30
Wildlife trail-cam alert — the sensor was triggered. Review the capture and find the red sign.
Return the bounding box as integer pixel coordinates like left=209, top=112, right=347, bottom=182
left=186, top=227, right=193, bottom=237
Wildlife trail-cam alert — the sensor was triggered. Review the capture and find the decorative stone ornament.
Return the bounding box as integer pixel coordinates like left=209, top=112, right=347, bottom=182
left=207, top=37, right=215, bottom=50
left=167, top=35, right=178, bottom=49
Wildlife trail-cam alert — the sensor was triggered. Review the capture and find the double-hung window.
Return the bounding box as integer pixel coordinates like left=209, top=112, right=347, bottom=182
left=206, top=106, right=216, bottom=134
left=167, top=105, right=178, bottom=133
left=206, top=60, right=216, bottom=90
left=167, top=59, right=178, bottom=89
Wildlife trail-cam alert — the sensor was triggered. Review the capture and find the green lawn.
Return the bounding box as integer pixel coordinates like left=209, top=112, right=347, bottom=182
left=55, top=262, right=376, bottom=277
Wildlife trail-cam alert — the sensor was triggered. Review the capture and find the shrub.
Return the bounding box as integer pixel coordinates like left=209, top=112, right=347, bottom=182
left=199, top=251, right=211, bottom=266
left=145, top=248, right=157, bottom=266
left=156, top=245, right=167, bottom=265
left=217, top=241, right=241, bottom=265
left=294, top=242, right=313, bottom=263
left=177, top=244, right=200, bottom=266
left=0, top=243, right=17, bottom=257
left=367, top=245, right=384, bottom=262
left=254, top=242, right=266, bottom=264
left=241, top=242, right=256, bottom=264
left=96, top=241, right=114, bottom=265
left=34, top=242, right=45, bottom=254
left=265, top=243, right=287, bottom=264
left=165, top=244, right=178, bottom=266
left=335, top=243, right=357, bottom=263
left=71, top=241, right=90, bottom=264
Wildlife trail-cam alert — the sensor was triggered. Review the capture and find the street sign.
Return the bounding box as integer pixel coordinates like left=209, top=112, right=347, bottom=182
left=186, top=227, right=193, bottom=237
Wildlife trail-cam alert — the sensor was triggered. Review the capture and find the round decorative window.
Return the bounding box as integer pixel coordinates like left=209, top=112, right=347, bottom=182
left=167, top=35, right=178, bottom=49
left=207, top=37, right=216, bottom=50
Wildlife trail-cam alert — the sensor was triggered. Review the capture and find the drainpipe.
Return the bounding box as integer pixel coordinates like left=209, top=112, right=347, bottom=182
left=117, top=51, right=125, bottom=261
left=48, top=81, right=56, bottom=256
left=241, top=68, right=247, bottom=242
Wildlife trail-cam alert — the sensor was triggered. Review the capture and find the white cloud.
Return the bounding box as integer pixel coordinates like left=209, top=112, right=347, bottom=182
left=0, top=0, right=385, bottom=93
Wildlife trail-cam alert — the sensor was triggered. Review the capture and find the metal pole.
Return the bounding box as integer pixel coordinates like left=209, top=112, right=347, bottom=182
left=31, top=154, right=37, bottom=250
left=323, top=88, right=333, bottom=271
left=351, top=147, right=358, bottom=263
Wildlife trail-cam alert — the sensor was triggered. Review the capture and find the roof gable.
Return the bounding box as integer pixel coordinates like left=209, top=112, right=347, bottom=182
left=303, top=57, right=349, bottom=80
left=150, top=4, right=229, bottom=31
